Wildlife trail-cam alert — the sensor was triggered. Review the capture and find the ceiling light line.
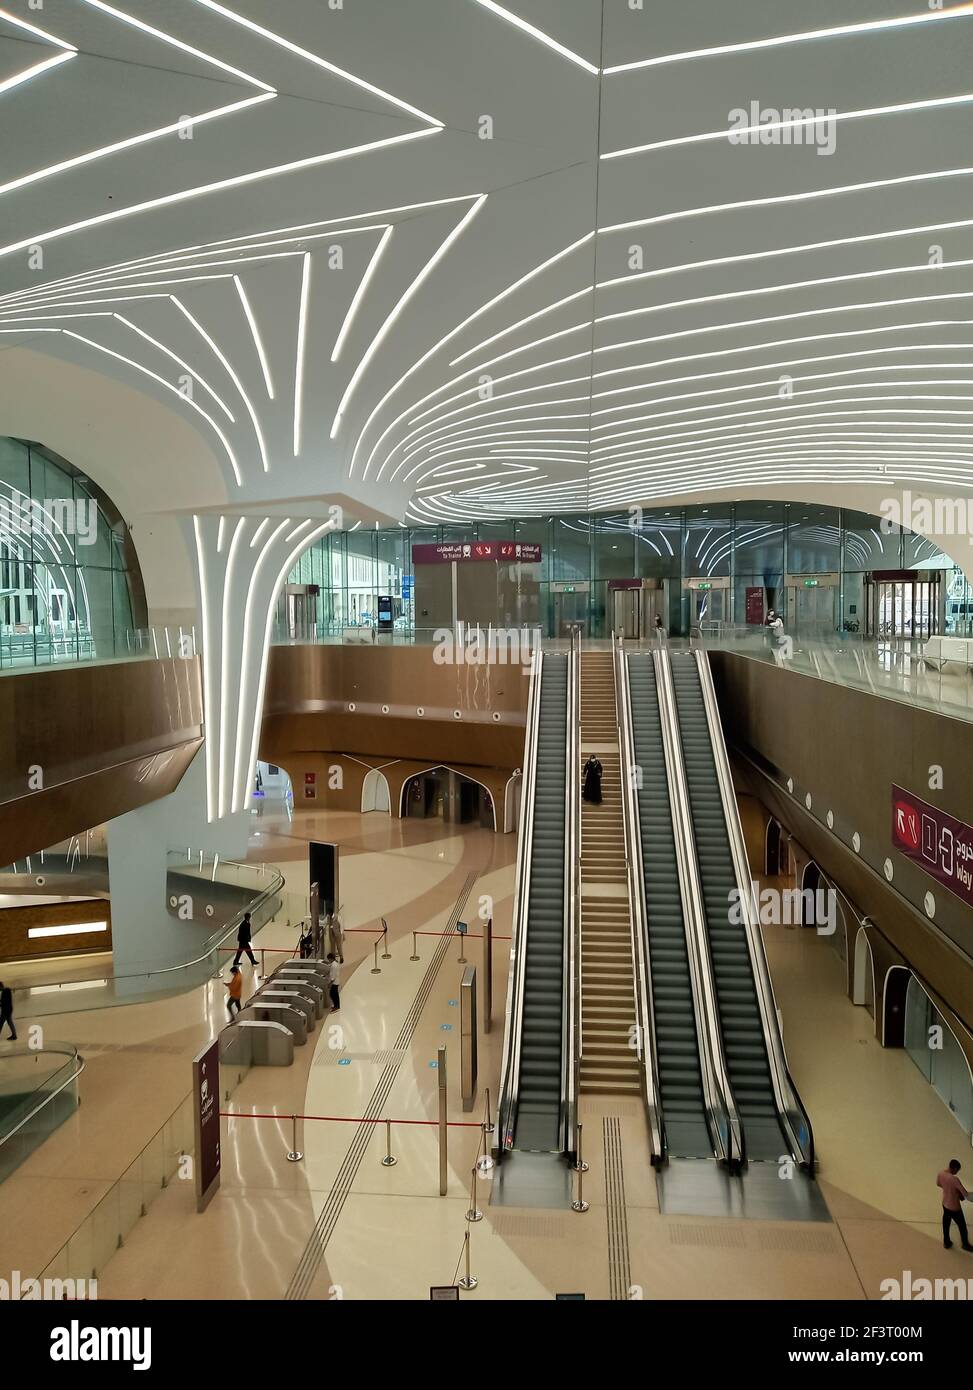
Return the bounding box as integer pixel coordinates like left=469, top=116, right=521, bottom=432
left=218, top=516, right=247, bottom=819
left=0, top=49, right=74, bottom=98
left=378, top=381, right=593, bottom=461
left=0, top=128, right=440, bottom=264
left=351, top=231, right=594, bottom=479
left=591, top=350, right=973, bottom=416
left=0, top=203, right=470, bottom=305
left=62, top=329, right=242, bottom=484
left=78, top=0, right=274, bottom=90
left=192, top=0, right=443, bottom=127
left=0, top=93, right=274, bottom=203
left=293, top=252, right=312, bottom=457
left=469, top=0, right=599, bottom=74
left=233, top=276, right=274, bottom=400
left=415, top=470, right=524, bottom=493
left=449, top=286, right=592, bottom=366
left=594, top=379, right=973, bottom=444
left=192, top=517, right=218, bottom=821
left=331, top=225, right=394, bottom=363
left=604, top=4, right=973, bottom=73
left=330, top=194, right=487, bottom=440
left=600, top=164, right=973, bottom=237
left=602, top=91, right=973, bottom=162
left=113, top=312, right=237, bottom=421
left=170, top=295, right=269, bottom=473
left=0, top=5, right=76, bottom=48
left=594, top=450, right=973, bottom=489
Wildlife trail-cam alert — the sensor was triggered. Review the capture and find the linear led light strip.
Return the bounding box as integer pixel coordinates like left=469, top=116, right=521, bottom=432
left=381, top=381, right=593, bottom=462
left=0, top=49, right=74, bottom=98
left=0, top=200, right=472, bottom=306
left=113, top=313, right=236, bottom=421
left=591, top=466, right=973, bottom=504
left=349, top=231, right=594, bottom=478
left=331, top=226, right=394, bottom=363
left=192, top=0, right=443, bottom=128
left=604, top=3, right=973, bottom=73
left=594, top=379, right=973, bottom=444
left=0, top=226, right=389, bottom=309
left=239, top=520, right=338, bottom=814
left=454, top=213, right=973, bottom=368
left=330, top=195, right=487, bottom=440
left=603, top=92, right=973, bottom=162
left=293, top=254, right=311, bottom=456
left=0, top=128, right=438, bottom=264
left=171, top=295, right=268, bottom=473
left=64, top=329, right=242, bottom=484
left=469, top=0, right=599, bottom=74
left=233, top=277, right=274, bottom=400
left=218, top=518, right=247, bottom=819
left=592, top=348, right=973, bottom=417
left=193, top=517, right=218, bottom=821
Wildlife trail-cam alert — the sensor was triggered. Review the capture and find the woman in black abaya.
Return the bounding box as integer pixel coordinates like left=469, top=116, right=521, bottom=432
left=582, top=754, right=603, bottom=805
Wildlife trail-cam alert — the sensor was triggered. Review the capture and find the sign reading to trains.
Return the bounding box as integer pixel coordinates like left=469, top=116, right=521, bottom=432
left=891, top=784, right=973, bottom=908
left=411, top=541, right=541, bottom=564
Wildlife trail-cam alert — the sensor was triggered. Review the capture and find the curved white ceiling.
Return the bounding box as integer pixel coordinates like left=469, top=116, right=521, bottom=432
left=2, top=0, right=973, bottom=523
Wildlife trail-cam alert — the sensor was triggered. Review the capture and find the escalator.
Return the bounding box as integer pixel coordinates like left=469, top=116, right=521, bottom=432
left=498, top=647, right=575, bottom=1157
left=669, top=649, right=813, bottom=1166
left=626, top=653, right=713, bottom=1160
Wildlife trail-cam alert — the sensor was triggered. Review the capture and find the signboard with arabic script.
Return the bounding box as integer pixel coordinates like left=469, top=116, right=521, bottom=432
left=891, top=784, right=973, bottom=909
left=411, top=541, right=541, bottom=564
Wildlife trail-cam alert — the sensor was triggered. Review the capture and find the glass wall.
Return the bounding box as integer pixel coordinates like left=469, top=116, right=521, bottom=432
left=284, top=502, right=973, bottom=640
left=0, top=438, right=144, bottom=669
left=905, top=975, right=973, bottom=1141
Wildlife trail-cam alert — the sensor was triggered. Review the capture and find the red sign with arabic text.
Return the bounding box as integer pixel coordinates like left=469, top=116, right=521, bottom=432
left=891, top=784, right=973, bottom=908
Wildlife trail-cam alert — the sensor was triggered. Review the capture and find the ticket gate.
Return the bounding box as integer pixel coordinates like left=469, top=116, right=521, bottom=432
left=239, top=1002, right=308, bottom=1044
left=254, top=988, right=316, bottom=1030
left=223, top=1019, right=295, bottom=1067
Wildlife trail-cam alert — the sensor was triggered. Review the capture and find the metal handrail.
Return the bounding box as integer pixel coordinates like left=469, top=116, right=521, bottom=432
left=496, top=645, right=543, bottom=1151
left=655, top=647, right=744, bottom=1170
left=563, top=629, right=581, bottom=1155
left=694, top=648, right=815, bottom=1172
left=0, top=1044, right=85, bottom=1154
left=615, top=638, right=665, bottom=1163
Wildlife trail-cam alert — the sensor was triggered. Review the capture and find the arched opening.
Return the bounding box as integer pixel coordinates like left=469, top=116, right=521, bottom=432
left=399, top=765, right=497, bottom=832
left=853, top=925, right=875, bottom=1015
left=904, top=974, right=973, bottom=1139
left=883, top=964, right=910, bottom=1047
left=361, top=767, right=391, bottom=815
left=798, top=861, right=822, bottom=928
left=765, top=818, right=781, bottom=876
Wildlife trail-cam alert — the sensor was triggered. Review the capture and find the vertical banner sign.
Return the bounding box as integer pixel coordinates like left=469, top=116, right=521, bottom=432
left=891, top=785, right=973, bottom=909
left=309, top=841, right=339, bottom=917
left=193, top=1038, right=221, bottom=1212
left=745, top=587, right=765, bottom=624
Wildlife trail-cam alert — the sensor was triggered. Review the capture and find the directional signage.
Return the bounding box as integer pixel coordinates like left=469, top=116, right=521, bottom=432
left=411, top=541, right=541, bottom=564
left=891, top=785, right=973, bottom=909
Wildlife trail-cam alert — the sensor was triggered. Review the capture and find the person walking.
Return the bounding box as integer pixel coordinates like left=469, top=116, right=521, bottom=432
left=0, top=981, right=16, bottom=1040
left=938, top=1159, right=973, bottom=1250
left=233, top=911, right=257, bottom=969
left=225, top=966, right=244, bottom=1018
left=582, top=754, right=603, bottom=805
left=326, top=953, right=341, bottom=1012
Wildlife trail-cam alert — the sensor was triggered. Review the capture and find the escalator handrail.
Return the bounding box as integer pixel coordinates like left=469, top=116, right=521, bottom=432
left=655, top=648, right=744, bottom=1170
left=563, top=630, right=581, bottom=1155
left=496, top=644, right=543, bottom=1151
left=615, top=637, right=666, bottom=1163
left=694, top=649, right=815, bottom=1172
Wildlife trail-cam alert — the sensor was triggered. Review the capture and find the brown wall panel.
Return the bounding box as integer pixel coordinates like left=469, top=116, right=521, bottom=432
left=0, top=898, right=112, bottom=963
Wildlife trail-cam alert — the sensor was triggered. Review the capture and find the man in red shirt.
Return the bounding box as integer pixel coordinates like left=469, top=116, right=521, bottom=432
left=937, top=1160, right=973, bottom=1250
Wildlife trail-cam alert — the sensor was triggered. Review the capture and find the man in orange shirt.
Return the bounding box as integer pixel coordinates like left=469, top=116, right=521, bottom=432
left=225, top=966, right=244, bottom=1018
left=937, top=1159, right=973, bottom=1250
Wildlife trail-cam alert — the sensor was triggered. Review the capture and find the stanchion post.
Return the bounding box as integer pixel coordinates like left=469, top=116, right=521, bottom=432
left=466, top=1164, right=483, bottom=1223
left=381, top=917, right=391, bottom=960
left=381, top=1118, right=397, bottom=1168
left=410, top=931, right=420, bottom=962
left=286, top=1114, right=303, bottom=1163
left=574, top=1119, right=589, bottom=1173
left=458, top=1229, right=477, bottom=1291
left=483, top=915, right=493, bottom=1033
left=438, top=1044, right=447, bottom=1196
left=370, top=941, right=381, bottom=975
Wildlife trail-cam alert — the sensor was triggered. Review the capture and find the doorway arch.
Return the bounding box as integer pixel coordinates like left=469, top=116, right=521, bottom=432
left=853, top=924, right=876, bottom=1015
left=765, top=818, right=781, bottom=876
left=361, top=767, right=391, bottom=814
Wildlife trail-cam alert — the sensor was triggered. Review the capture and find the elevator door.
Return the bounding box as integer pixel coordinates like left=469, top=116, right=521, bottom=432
left=787, top=583, right=837, bottom=638
left=691, top=588, right=724, bottom=629
left=554, top=589, right=587, bottom=636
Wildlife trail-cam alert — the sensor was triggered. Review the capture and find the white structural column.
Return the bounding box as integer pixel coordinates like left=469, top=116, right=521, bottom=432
left=192, top=511, right=338, bottom=823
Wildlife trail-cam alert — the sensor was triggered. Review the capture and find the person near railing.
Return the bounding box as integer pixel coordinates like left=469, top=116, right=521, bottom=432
left=0, top=981, right=16, bottom=1040
left=233, top=911, right=257, bottom=969
left=225, top=966, right=243, bottom=1017
left=326, top=953, right=341, bottom=1012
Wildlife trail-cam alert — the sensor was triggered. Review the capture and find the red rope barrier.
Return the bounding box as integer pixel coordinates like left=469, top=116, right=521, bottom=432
left=221, top=1109, right=482, bottom=1128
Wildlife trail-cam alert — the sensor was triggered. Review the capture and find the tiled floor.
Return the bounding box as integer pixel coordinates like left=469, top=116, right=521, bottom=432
left=2, top=797, right=971, bottom=1299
